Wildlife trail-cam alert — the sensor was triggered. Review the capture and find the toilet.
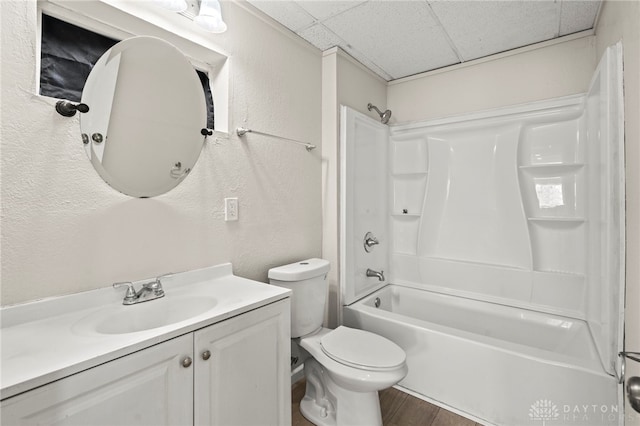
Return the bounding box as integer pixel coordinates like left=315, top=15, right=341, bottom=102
left=269, top=258, right=407, bottom=426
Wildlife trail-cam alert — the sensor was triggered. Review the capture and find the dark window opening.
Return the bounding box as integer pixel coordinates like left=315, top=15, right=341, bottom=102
left=197, top=70, right=215, bottom=130
left=40, top=14, right=215, bottom=129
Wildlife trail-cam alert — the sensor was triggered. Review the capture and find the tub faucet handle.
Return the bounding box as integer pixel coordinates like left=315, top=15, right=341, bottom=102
left=364, top=232, right=379, bottom=253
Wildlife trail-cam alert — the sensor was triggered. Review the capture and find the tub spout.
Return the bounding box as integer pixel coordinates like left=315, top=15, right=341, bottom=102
left=366, top=268, right=385, bottom=281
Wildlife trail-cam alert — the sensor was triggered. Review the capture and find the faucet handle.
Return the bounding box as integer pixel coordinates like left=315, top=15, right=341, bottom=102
left=156, top=272, right=174, bottom=282
left=365, top=236, right=379, bottom=246
left=143, top=273, right=171, bottom=296
left=113, top=282, right=136, bottom=300
left=364, top=232, right=380, bottom=253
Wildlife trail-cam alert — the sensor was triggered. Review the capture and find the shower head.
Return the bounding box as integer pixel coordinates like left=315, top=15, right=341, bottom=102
left=367, top=103, right=392, bottom=124
left=380, top=109, right=392, bottom=124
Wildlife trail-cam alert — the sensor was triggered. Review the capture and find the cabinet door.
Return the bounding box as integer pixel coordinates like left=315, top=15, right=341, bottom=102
left=1, top=334, right=193, bottom=426
left=194, top=299, right=291, bottom=426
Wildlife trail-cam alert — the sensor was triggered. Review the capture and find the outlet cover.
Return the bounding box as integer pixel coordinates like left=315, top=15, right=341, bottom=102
left=224, top=198, right=238, bottom=221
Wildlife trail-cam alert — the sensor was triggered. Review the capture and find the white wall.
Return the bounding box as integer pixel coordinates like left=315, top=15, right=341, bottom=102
left=388, top=35, right=596, bottom=123
left=0, top=0, right=322, bottom=306
left=594, top=1, right=640, bottom=424
left=322, top=48, right=387, bottom=326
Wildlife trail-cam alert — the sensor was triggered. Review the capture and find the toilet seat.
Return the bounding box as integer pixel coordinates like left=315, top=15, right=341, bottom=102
left=320, top=326, right=405, bottom=371
left=299, top=326, right=408, bottom=393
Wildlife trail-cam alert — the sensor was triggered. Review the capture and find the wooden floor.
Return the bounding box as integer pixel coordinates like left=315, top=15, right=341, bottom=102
left=292, top=380, right=482, bottom=426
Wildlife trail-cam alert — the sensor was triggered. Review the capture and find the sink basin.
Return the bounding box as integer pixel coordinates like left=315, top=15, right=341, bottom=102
left=74, top=296, right=217, bottom=335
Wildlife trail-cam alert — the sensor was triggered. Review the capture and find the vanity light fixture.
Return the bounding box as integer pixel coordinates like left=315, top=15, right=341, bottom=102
left=194, top=0, right=227, bottom=33
left=153, top=0, right=188, bottom=13
left=155, top=0, right=227, bottom=33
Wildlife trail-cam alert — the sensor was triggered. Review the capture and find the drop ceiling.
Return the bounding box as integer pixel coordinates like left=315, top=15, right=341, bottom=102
left=246, top=0, right=602, bottom=81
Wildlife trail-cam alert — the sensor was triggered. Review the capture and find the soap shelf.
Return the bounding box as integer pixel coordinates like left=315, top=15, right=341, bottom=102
left=391, top=174, right=427, bottom=218
left=391, top=171, right=428, bottom=177
left=518, top=163, right=584, bottom=176
left=519, top=163, right=584, bottom=171
left=533, top=269, right=585, bottom=277
left=528, top=217, right=585, bottom=223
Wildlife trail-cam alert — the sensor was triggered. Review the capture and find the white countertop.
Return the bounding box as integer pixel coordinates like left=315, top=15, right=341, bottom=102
left=0, top=263, right=290, bottom=400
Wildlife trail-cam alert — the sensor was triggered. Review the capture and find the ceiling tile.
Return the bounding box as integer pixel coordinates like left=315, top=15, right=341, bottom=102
left=323, top=1, right=460, bottom=79
left=339, top=44, right=395, bottom=81
left=559, top=0, right=600, bottom=36
left=247, top=0, right=315, bottom=32
left=247, top=0, right=603, bottom=81
left=429, top=0, right=561, bottom=61
left=297, top=23, right=344, bottom=51
left=296, top=0, right=366, bottom=21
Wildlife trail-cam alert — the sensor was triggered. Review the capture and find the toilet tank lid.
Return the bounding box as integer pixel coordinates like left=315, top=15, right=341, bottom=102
left=268, top=258, right=330, bottom=281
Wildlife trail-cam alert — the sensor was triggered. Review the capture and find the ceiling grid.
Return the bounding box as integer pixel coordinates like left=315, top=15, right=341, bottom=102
left=247, top=0, right=601, bottom=81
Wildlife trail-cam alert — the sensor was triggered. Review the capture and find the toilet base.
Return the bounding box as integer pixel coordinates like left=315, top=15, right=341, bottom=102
left=300, top=358, right=383, bottom=426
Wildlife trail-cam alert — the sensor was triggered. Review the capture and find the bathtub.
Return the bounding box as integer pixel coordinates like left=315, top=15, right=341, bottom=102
left=343, top=284, right=619, bottom=426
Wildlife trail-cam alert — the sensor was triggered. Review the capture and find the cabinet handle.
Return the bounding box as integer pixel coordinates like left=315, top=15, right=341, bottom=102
left=202, top=350, right=211, bottom=361
left=182, top=357, right=193, bottom=368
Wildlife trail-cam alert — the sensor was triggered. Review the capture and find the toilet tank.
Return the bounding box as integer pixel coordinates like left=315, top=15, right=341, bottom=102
left=268, top=258, right=330, bottom=338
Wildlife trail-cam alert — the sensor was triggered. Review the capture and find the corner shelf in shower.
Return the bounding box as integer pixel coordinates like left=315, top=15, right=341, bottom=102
left=533, top=269, right=585, bottom=277
left=518, top=163, right=584, bottom=171
left=527, top=217, right=586, bottom=223
left=390, top=214, right=421, bottom=256
left=519, top=161, right=586, bottom=220
left=527, top=216, right=586, bottom=275
left=391, top=171, right=428, bottom=177
left=391, top=173, right=428, bottom=219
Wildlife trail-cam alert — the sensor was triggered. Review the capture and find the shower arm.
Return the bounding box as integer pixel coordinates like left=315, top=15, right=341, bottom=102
left=367, top=103, right=383, bottom=116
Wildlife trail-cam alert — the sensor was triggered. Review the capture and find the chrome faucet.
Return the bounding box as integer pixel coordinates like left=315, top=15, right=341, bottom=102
left=366, top=268, right=385, bottom=282
left=113, top=274, right=170, bottom=305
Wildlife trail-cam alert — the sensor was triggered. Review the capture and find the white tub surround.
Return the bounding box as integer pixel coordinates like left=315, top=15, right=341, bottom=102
left=340, top=43, right=625, bottom=426
left=0, top=264, right=290, bottom=400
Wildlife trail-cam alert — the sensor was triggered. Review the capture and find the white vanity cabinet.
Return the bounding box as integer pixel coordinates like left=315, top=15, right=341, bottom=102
left=1, top=334, right=194, bottom=425
left=194, top=299, right=291, bottom=425
left=1, top=299, right=290, bottom=426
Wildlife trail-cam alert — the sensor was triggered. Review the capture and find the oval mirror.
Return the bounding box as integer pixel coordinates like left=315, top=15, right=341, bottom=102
left=80, top=36, right=207, bottom=197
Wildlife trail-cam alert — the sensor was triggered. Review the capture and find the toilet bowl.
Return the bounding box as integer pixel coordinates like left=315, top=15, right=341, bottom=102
left=298, top=327, right=407, bottom=426
left=301, top=326, right=407, bottom=392
left=268, top=259, right=408, bottom=426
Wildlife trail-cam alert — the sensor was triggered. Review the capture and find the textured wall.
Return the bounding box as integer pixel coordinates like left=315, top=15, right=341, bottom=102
left=595, top=1, right=640, bottom=423
left=387, top=35, right=596, bottom=123
left=0, top=1, right=322, bottom=305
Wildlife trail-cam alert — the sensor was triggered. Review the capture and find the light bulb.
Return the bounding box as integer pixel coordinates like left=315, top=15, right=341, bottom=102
left=194, top=0, right=227, bottom=33
left=153, top=0, right=188, bottom=13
